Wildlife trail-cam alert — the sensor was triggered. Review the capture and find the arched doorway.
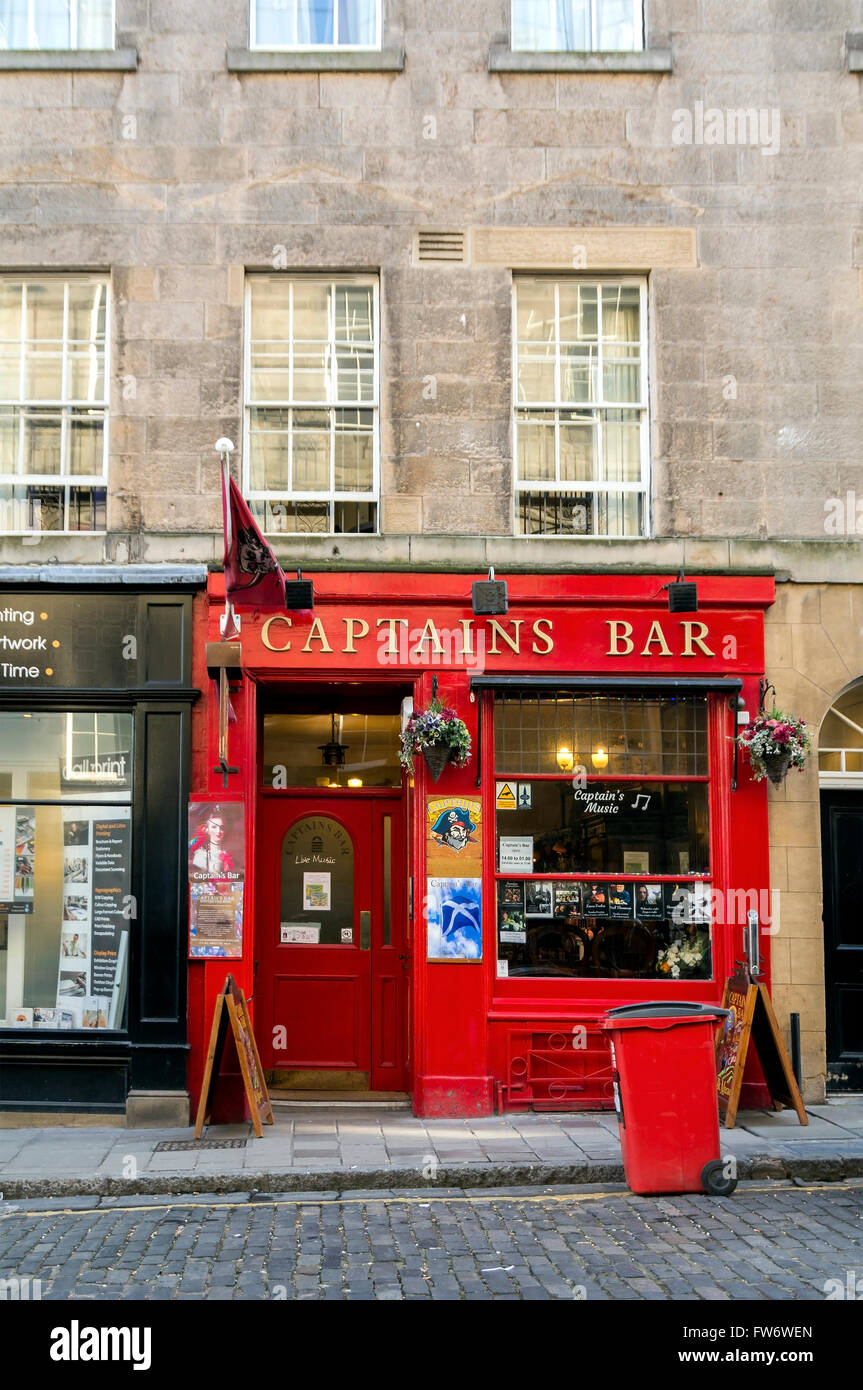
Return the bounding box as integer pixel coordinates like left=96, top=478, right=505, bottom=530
left=819, top=679, right=863, bottom=1091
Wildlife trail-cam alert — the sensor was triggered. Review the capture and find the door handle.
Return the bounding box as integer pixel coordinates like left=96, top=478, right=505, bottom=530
left=360, top=910, right=371, bottom=950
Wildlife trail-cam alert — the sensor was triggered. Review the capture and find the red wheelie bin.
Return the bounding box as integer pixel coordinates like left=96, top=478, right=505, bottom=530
left=601, top=1001, right=736, bottom=1197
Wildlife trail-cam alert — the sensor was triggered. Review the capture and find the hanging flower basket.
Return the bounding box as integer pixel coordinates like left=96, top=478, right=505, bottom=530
left=760, top=748, right=793, bottom=786
left=736, top=706, right=811, bottom=785
left=398, top=697, right=471, bottom=779
left=422, top=742, right=453, bottom=783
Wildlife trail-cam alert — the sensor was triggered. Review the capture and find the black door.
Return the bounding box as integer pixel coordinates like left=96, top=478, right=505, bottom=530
left=820, top=790, right=863, bottom=1091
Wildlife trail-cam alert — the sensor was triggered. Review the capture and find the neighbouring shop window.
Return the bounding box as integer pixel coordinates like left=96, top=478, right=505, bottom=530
left=0, top=711, right=133, bottom=1031
left=494, top=692, right=712, bottom=980
left=514, top=277, right=648, bottom=536
left=252, top=0, right=380, bottom=47
left=262, top=712, right=401, bottom=788
left=0, top=0, right=114, bottom=50
left=0, top=277, right=109, bottom=533
left=280, top=816, right=355, bottom=945
left=245, top=276, right=379, bottom=535
left=511, top=0, right=642, bottom=52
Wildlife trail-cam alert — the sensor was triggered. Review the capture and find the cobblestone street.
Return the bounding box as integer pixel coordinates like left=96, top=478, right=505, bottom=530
left=2, top=1182, right=861, bottom=1302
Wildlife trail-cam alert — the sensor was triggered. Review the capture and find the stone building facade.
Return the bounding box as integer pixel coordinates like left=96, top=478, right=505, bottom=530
left=0, top=1, right=861, bottom=1106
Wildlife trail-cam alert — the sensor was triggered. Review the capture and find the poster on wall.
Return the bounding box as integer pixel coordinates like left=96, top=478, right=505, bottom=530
left=426, top=877, right=482, bottom=961
left=0, top=804, right=35, bottom=913
left=426, top=795, right=482, bottom=875
left=188, top=801, right=245, bottom=959
left=426, top=795, right=483, bottom=962
left=55, top=807, right=131, bottom=1030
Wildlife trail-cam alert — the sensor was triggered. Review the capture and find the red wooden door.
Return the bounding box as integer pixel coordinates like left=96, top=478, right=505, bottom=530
left=256, top=796, right=407, bottom=1092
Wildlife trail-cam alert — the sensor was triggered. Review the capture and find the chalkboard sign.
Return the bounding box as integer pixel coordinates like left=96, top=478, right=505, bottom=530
left=717, top=974, right=808, bottom=1129
left=194, top=975, right=274, bottom=1139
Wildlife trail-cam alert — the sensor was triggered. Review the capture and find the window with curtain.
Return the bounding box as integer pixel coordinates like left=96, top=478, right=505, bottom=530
left=245, top=276, right=379, bottom=536
left=0, top=0, right=113, bottom=49
left=252, top=0, right=380, bottom=48
left=514, top=277, right=649, bottom=537
left=511, top=0, right=642, bottom=51
left=0, top=277, right=108, bottom=534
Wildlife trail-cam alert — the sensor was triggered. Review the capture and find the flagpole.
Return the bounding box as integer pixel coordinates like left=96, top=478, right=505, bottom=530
left=215, top=437, right=239, bottom=640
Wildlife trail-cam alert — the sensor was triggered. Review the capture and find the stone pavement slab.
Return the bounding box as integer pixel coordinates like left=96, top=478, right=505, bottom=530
left=0, top=1102, right=861, bottom=1197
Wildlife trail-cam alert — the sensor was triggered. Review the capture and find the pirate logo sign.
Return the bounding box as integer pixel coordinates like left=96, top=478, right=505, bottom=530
left=429, top=806, right=476, bottom=853
left=426, top=796, right=483, bottom=874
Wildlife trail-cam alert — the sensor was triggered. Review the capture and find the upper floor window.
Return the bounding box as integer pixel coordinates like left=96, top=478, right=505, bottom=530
left=514, top=276, right=649, bottom=537
left=0, top=0, right=114, bottom=50
left=512, top=0, right=643, bottom=52
left=0, top=277, right=108, bottom=534
left=244, top=276, right=379, bottom=536
left=251, top=0, right=380, bottom=49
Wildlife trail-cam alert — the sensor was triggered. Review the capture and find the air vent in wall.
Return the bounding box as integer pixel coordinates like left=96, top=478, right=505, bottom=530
left=414, top=230, right=467, bottom=264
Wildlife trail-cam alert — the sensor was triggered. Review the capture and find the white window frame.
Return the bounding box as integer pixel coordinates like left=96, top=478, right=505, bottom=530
left=250, top=0, right=382, bottom=51
left=511, top=0, right=643, bottom=53
left=243, top=274, right=380, bottom=537
left=63, top=712, right=129, bottom=786
left=0, top=274, right=110, bottom=536
left=0, top=0, right=116, bottom=51
left=512, top=275, right=650, bottom=539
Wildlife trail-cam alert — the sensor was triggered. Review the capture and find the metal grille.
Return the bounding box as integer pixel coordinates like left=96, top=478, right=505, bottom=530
left=414, top=230, right=466, bottom=263
left=154, top=1139, right=248, bottom=1152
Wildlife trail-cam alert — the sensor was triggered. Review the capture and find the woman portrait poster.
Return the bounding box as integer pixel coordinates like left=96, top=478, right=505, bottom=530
left=188, top=802, right=245, bottom=884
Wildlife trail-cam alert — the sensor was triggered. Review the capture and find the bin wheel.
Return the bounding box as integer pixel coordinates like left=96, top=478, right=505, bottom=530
left=701, top=1160, right=737, bottom=1197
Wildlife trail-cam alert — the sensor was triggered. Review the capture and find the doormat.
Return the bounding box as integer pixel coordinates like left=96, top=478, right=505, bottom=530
left=154, top=1138, right=248, bottom=1151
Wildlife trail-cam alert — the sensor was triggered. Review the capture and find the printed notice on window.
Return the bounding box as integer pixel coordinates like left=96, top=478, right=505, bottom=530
left=303, top=871, right=331, bottom=911
left=498, top=836, right=533, bottom=874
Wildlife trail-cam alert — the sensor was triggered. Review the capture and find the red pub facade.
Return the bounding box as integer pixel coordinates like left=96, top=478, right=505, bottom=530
left=188, top=570, right=775, bottom=1119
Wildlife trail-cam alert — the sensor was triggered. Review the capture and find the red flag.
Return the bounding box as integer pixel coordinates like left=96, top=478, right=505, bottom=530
left=222, top=469, right=286, bottom=610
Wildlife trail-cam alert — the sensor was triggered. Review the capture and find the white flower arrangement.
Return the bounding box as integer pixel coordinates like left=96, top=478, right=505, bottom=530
left=657, top=935, right=710, bottom=980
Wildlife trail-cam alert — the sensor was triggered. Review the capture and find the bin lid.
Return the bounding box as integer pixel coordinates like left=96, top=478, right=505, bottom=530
left=606, top=1001, right=730, bottom=1021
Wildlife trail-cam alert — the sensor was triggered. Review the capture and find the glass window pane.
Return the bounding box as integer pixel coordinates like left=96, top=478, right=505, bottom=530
left=66, top=350, right=105, bottom=402
left=335, top=284, right=373, bottom=341
left=297, top=0, right=333, bottom=44
left=597, top=0, right=639, bottom=50
left=0, top=283, right=22, bottom=340
left=25, top=352, right=63, bottom=399
left=599, top=489, right=643, bottom=537
left=249, top=413, right=290, bottom=490
left=512, top=0, right=553, bottom=49
left=0, top=349, right=20, bottom=399
left=67, top=413, right=104, bottom=475
left=292, top=411, right=330, bottom=491
left=517, top=413, right=556, bottom=481
left=264, top=713, right=401, bottom=788
left=602, top=348, right=640, bottom=403
left=516, top=281, right=555, bottom=343
left=0, top=407, right=19, bottom=469
left=292, top=281, right=329, bottom=340
left=292, top=343, right=328, bottom=401
left=68, top=485, right=106, bottom=531
left=602, top=410, right=641, bottom=480
left=250, top=279, right=291, bottom=341
left=601, top=282, right=640, bottom=344
left=560, top=345, right=596, bottom=402
left=335, top=348, right=374, bottom=401
left=517, top=352, right=555, bottom=403
left=338, top=0, right=376, bottom=44
left=23, top=409, right=62, bottom=473
left=66, top=283, right=106, bottom=343
left=334, top=413, right=373, bottom=491
left=253, top=0, right=295, bottom=46
left=559, top=413, right=596, bottom=481
left=78, top=0, right=113, bottom=48
left=559, top=283, right=597, bottom=342
left=31, top=0, right=71, bottom=48
left=25, top=281, right=65, bottom=341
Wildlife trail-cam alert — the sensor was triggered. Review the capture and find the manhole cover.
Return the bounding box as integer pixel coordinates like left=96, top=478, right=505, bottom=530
left=154, top=1139, right=248, bottom=1152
